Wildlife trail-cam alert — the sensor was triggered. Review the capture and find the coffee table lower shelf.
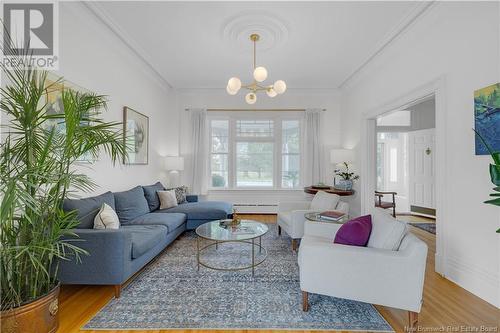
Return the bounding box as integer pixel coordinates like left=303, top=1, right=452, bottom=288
left=196, top=237, right=267, bottom=276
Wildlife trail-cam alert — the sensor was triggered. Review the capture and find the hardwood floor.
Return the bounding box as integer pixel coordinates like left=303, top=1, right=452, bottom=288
left=58, top=214, right=499, bottom=333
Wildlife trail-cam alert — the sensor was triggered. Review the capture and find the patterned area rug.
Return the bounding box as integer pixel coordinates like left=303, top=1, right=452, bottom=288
left=410, top=222, right=436, bottom=235
left=83, top=224, right=393, bottom=331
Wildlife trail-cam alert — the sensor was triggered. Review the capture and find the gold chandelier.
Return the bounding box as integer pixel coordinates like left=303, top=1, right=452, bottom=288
left=226, top=33, right=287, bottom=104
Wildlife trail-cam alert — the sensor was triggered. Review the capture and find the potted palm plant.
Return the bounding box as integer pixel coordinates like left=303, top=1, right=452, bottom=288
left=0, top=57, right=126, bottom=332
left=474, top=129, right=500, bottom=233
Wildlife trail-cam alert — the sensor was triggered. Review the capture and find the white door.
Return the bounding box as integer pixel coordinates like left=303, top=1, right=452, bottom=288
left=408, top=128, right=435, bottom=211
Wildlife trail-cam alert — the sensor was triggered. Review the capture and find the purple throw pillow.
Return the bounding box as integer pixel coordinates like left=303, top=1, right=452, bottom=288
left=334, top=215, right=372, bottom=247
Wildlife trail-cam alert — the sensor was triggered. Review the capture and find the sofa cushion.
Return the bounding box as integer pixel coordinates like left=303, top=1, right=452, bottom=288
left=63, top=191, right=115, bottom=229
left=368, top=208, right=409, bottom=250
left=142, top=182, right=165, bottom=211
left=158, top=190, right=178, bottom=209
left=130, top=212, right=186, bottom=233
left=166, top=185, right=188, bottom=204
left=121, top=225, right=167, bottom=259
left=310, top=191, right=340, bottom=211
left=114, top=186, right=150, bottom=224
left=94, top=203, right=120, bottom=230
left=158, top=201, right=232, bottom=220
left=334, top=215, right=372, bottom=247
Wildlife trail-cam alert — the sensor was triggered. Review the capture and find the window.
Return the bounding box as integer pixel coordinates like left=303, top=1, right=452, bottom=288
left=209, top=116, right=301, bottom=189
left=281, top=120, right=300, bottom=188
left=236, top=120, right=273, bottom=137
left=236, top=142, right=274, bottom=187
left=390, top=147, right=398, bottom=182
left=210, top=120, right=229, bottom=188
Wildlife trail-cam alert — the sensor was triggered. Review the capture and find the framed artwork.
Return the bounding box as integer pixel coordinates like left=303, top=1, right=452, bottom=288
left=474, top=83, right=500, bottom=155
left=123, top=106, right=149, bottom=164
left=42, top=73, right=94, bottom=163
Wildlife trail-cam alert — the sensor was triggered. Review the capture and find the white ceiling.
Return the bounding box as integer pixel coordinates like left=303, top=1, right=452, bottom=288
left=92, top=1, right=421, bottom=89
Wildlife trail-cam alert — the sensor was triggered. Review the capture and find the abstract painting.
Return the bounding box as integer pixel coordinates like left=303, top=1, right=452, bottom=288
left=123, top=106, right=149, bottom=164
left=475, top=83, right=500, bottom=155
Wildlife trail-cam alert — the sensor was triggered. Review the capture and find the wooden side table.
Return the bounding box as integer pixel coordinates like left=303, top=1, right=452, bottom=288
left=303, top=186, right=355, bottom=196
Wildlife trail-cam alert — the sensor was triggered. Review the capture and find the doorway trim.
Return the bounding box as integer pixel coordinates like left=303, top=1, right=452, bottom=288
left=360, top=76, right=447, bottom=275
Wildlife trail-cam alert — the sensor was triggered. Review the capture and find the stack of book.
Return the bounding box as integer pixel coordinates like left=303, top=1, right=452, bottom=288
left=318, top=210, right=346, bottom=222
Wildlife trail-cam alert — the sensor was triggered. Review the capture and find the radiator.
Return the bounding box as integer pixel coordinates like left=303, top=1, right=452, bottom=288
left=233, top=203, right=278, bottom=214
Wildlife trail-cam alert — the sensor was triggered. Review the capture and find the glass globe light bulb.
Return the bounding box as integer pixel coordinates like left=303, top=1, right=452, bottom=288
left=253, top=67, right=268, bottom=82
left=227, top=77, right=241, bottom=92
left=266, top=88, right=277, bottom=98
left=245, top=92, right=257, bottom=105
left=273, top=80, right=287, bottom=94
left=226, top=85, right=238, bottom=95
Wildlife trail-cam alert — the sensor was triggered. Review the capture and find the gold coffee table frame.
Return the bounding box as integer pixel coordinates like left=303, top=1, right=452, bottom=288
left=195, top=220, right=268, bottom=276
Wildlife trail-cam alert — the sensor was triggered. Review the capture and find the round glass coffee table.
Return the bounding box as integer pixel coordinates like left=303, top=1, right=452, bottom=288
left=195, top=220, right=268, bottom=276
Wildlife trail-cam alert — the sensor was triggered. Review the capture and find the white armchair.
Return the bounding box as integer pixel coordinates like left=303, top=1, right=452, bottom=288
left=277, top=191, right=349, bottom=250
left=298, top=213, right=428, bottom=328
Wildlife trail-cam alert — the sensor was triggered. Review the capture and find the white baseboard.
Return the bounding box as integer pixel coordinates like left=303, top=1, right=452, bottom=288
left=444, top=255, right=499, bottom=308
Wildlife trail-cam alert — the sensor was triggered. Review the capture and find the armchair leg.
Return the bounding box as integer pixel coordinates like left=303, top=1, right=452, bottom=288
left=114, top=284, right=121, bottom=298
left=408, top=311, right=418, bottom=329
left=292, top=239, right=298, bottom=251
left=302, top=291, right=309, bottom=311
left=278, top=225, right=281, bottom=235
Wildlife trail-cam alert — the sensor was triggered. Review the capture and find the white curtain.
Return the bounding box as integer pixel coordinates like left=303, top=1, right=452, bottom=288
left=189, top=108, right=208, bottom=195
left=302, top=108, right=324, bottom=185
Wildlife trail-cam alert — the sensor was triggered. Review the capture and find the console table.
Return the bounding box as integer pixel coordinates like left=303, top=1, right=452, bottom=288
left=303, top=186, right=355, bottom=196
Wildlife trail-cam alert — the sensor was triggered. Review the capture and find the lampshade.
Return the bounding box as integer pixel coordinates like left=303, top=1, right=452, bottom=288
left=273, top=80, right=287, bottom=94
left=266, top=88, right=277, bottom=98
left=245, top=92, right=257, bottom=104
left=253, top=66, right=268, bottom=82
left=226, top=85, right=238, bottom=95
left=227, top=77, right=241, bottom=92
left=164, top=156, right=184, bottom=171
left=330, top=149, right=354, bottom=164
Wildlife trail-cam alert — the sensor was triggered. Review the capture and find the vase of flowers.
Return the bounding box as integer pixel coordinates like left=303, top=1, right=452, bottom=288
left=334, top=162, right=359, bottom=190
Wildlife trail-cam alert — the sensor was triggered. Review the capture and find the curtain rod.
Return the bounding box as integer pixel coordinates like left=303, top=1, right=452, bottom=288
left=184, top=108, right=327, bottom=112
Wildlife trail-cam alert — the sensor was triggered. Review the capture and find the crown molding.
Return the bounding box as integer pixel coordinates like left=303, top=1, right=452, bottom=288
left=82, top=2, right=173, bottom=92
left=175, top=87, right=340, bottom=94
left=339, top=1, right=437, bottom=90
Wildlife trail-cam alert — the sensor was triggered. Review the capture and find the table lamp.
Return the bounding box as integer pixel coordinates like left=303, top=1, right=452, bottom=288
left=164, top=156, right=184, bottom=186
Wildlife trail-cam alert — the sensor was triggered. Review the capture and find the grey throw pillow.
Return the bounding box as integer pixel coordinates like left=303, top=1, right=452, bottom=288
left=63, top=191, right=115, bottom=229
left=142, top=182, right=165, bottom=211
left=166, top=186, right=188, bottom=204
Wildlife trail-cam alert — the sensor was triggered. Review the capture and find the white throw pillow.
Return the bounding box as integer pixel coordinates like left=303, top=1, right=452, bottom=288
left=367, top=208, right=409, bottom=250
left=310, top=191, right=340, bottom=211
left=158, top=190, right=178, bottom=209
left=93, top=203, right=120, bottom=229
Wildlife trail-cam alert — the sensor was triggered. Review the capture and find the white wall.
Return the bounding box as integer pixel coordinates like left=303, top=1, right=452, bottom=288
left=409, top=98, right=435, bottom=131
left=341, top=2, right=500, bottom=307
left=57, top=3, right=179, bottom=195
left=177, top=88, right=345, bottom=211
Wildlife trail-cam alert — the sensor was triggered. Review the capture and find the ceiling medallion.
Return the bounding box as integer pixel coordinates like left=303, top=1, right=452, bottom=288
left=226, top=33, right=286, bottom=104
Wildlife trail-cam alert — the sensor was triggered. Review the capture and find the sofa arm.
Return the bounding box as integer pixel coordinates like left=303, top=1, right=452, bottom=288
left=186, top=195, right=198, bottom=203
left=278, top=201, right=310, bottom=213
left=303, top=220, right=343, bottom=239
left=57, top=228, right=132, bottom=285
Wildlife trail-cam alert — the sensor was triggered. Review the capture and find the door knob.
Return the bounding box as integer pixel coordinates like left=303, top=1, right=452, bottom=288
left=425, top=148, right=431, bottom=155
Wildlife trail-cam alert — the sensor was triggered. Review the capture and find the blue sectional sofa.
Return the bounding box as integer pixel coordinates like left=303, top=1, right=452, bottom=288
left=58, top=182, right=232, bottom=297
